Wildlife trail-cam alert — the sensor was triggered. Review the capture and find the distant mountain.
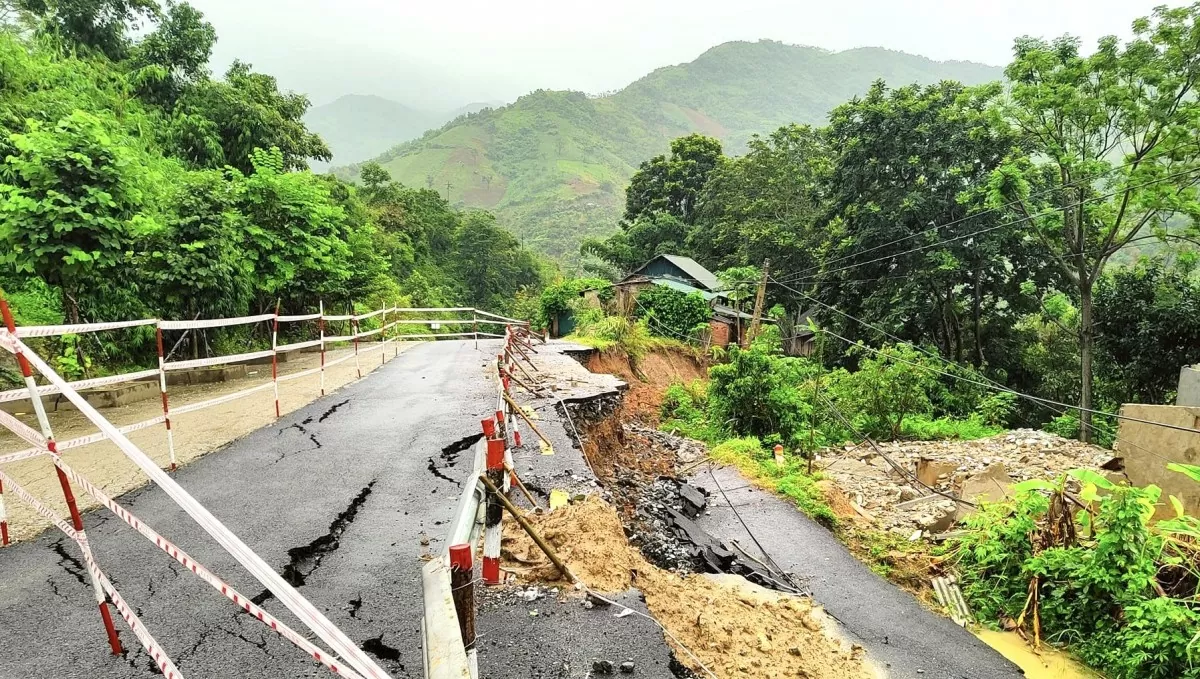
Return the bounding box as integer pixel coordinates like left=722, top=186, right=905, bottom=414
left=337, top=41, right=1003, bottom=259
left=304, top=95, right=500, bottom=170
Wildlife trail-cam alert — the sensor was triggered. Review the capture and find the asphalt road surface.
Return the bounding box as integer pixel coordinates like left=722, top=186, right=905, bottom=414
left=0, top=340, right=511, bottom=679
left=690, top=465, right=1025, bottom=679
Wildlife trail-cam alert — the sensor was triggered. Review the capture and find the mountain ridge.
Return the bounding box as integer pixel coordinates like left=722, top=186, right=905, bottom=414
left=333, top=41, right=1004, bottom=259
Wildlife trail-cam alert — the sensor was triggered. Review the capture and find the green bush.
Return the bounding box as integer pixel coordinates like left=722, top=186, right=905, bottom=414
left=633, top=285, right=711, bottom=341
left=949, top=476, right=1200, bottom=679
left=707, top=344, right=818, bottom=446
left=900, top=415, right=1003, bottom=441
left=537, top=277, right=610, bottom=330
left=827, top=344, right=939, bottom=440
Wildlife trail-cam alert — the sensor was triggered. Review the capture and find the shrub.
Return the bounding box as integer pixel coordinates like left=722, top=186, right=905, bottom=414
left=633, top=285, right=710, bottom=340
left=707, top=344, right=818, bottom=445
left=827, top=343, right=938, bottom=440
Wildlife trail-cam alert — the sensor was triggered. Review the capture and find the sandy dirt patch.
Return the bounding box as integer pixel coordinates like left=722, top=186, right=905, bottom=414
left=0, top=342, right=415, bottom=542
left=500, top=495, right=876, bottom=679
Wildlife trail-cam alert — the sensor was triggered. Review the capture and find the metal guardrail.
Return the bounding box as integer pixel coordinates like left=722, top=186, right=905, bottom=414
left=422, top=437, right=485, bottom=679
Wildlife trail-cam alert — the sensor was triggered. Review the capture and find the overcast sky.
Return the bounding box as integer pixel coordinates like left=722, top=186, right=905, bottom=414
left=189, top=0, right=1179, bottom=111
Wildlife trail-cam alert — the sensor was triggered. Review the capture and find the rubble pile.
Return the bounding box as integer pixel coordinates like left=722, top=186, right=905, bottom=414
left=819, top=428, right=1116, bottom=536
left=624, top=421, right=706, bottom=466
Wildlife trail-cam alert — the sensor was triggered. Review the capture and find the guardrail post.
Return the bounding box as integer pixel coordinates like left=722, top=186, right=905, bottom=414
left=271, top=301, right=281, bottom=419
left=380, top=304, right=388, bottom=365
left=154, top=323, right=177, bottom=471
left=473, top=310, right=478, bottom=350
left=449, top=544, right=476, bottom=653
left=318, top=300, right=327, bottom=397
left=0, top=296, right=123, bottom=656
left=0, top=477, right=8, bottom=546
left=483, top=437, right=505, bottom=585
left=352, top=312, right=362, bottom=379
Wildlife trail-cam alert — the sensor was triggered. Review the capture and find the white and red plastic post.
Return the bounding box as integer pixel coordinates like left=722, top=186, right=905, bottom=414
left=0, top=297, right=124, bottom=655
left=154, top=324, right=177, bottom=471
left=482, top=435, right=506, bottom=585
left=0, top=476, right=8, bottom=546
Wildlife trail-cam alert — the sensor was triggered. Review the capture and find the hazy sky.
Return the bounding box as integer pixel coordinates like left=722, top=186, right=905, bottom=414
left=189, top=0, right=1178, bottom=111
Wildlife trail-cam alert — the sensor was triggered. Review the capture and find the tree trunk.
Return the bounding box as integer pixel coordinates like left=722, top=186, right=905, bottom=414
left=1079, top=282, right=1095, bottom=444
left=973, top=268, right=985, bottom=367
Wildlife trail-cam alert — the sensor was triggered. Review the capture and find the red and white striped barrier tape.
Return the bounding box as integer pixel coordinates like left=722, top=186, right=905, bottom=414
left=0, top=369, right=159, bottom=403
left=0, top=447, right=45, bottom=465
left=473, top=309, right=528, bottom=325
left=277, top=366, right=324, bottom=383
left=352, top=309, right=388, bottom=321
left=0, top=409, right=45, bottom=448
left=357, top=343, right=385, bottom=356
left=162, top=349, right=274, bottom=371
left=88, top=559, right=184, bottom=678
left=1, top=335, right=393, bottom=678
left=355, top=327, right=384, bottom=339
left=276, top=339, right=323, bottom=354
left=15, top=318, right=158, bottom=338
left=322, top=314, right=354, bottom=322
left=158, top=314, right=275, bottom=331
left=170, top=382, right=274, bottom=417
left=277, top=313, right=322, bottom=323
left=387, top=319, right=476, bottom=326
left=56, top=415, right=167, bottom=452
left=55, top=459, right=365, bottom=679
left=323, top=335, right=356, bottom=343
left=395, top=307, right=474, bottom=313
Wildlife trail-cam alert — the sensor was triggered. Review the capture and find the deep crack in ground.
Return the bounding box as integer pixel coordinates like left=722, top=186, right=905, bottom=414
left=427, top=457, right=460, bottom=486
left=318, top=399, right=350, bottom=422
left=440, top=432, right=483, bottom=466
left=251, top=480, right=377, bottom=604
left=51, top=539, right=87, bottom=584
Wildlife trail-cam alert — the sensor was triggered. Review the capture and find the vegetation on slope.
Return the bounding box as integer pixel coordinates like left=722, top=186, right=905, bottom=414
left=337, top=41, right=1002, bottom=260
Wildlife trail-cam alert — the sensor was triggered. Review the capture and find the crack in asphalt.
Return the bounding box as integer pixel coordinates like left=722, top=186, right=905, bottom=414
left=270, top=425, right=324, bottom=465
left=279, top=422, right=308, bottom=436
left=440, top=433, right=483, bottom=466
left=427, top=457, right=460, bottom=487
left=50, top=539, right=87, bottom=585
left=251, top=480, right=377, bottom=604
left=361, top=633, right=405, bottom=669
left=318, top=399, right=350, bottom=422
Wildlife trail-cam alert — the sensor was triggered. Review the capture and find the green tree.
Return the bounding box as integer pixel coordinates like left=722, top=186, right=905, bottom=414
left=452, top=211, right=545, bottom=312
left=1095, top=256, right=1200, bottom=404
left=130, top=1, right=217, bottom=106
left=20, top=0, right=159, bottom=59
left=0, top=110, right=160, bottom=323
left=817, top=80, right=1040, bottom=368
left=168, top=60, right=331, bottom=173
left=624, top=133, right=722, bottom=224
left=990, top=6, right=1200, bottom=440
left=632, top=285, right=710, bottom=339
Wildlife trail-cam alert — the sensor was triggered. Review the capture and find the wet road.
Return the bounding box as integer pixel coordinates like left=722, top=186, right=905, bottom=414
left=0, top=341, right=502, bottom=679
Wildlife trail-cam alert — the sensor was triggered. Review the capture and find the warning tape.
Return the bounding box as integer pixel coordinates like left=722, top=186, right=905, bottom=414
left=388, top=319, right=475, bottom=326
left=158, top=314, right=274, bottom=331
left=276, top=339, right=323, bottom=354
left=0, top=409, right=44, bottom=448
left=473, top=309, right=527, bottom=325
left=277, top=313, right=322, bottom=323
left=162, top=349, right=274, bottom=372
left=0, top=470, right=77, bottom=539
left=324, top=352, right=358, bottom=368
left=56, top=415, right=166, bottom=452
left=89, top=561, right=184, bottom=679
left=322, top=314, right=354, bottom=322
left=15, top=318, right=158, bottom=338
left=2, top=335, right=392, bottom=678
left=323, top=335, right=356, bottom=343
left=353, top=309, right=387, bottom=321
left=55, top=459, right=365, bottom=679
left=170, top=382, right=274, bottom=416
left=355, top=327, right=384, bottom=339
left=277, top=366, right=323, bottom=383
left=0, top=447, right=45, bottom=465
left=0, top=369, right=159, bottom=403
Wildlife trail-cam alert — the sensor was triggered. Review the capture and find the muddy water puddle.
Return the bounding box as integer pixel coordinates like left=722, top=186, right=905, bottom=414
left=975, top=630, right=1101, bottom=678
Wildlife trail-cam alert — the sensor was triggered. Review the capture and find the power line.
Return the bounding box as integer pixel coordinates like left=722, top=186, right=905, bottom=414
left=771, top=165, right=1200, bottom=286
left=776, top=147, right=1200, bottom=284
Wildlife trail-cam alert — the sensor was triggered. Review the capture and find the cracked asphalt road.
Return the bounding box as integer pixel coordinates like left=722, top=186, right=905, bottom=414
left=0, top=340, right=505, bottom=679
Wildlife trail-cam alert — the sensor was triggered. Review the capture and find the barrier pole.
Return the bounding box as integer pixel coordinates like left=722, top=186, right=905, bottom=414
left=154, top=325, right=177, bottom=471
left=394, top=299, right=401, bottom=358
left=318, top=300, right=327, bottom=397
left=473, top=310, right=478, bottom=350
left=483, top=436, right=505, bottom=586
left=352, top=314, right=362, bottom=379
left=0, top=297, right=123, bottom=656
left=380, top=304, right=388, bottom=365
left=449, top=544, right=476, bottom=655
left=0, top=476, right=8, bottom=546
left=271, top=301, right=281, bottom=419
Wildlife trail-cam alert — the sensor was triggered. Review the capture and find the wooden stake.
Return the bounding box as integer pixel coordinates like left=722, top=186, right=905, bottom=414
left=504, top=463, right=542, bottom=510
left=479, top=474, right=575, bottom=583
left=502, top=391, right=553, bottom=449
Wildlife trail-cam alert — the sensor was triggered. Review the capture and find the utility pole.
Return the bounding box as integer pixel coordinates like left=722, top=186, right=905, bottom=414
left=746, top=259, right=770, bottom=347
left=445, top=181, right=452, bottom=202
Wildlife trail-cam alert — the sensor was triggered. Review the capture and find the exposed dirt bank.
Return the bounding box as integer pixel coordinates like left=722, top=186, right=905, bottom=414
left=501, top=495, right=876, bottom=679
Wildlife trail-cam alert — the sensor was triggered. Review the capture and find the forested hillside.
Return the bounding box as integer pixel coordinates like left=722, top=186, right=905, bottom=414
left=0, top=1, right=544, bottom=381
left=339, top=41, right=1001, bottom=259
left=304, top=95, right=497, bottom=170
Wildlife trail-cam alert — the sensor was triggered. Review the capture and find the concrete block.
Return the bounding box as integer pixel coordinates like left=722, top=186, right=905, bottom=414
left=1178, top=366, right=1200, bottom=407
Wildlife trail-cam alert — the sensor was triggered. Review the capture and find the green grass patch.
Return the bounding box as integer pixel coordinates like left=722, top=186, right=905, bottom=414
left=900, top=415, right=1003, bottom=441
left=708, top=436, right=838, bottom=528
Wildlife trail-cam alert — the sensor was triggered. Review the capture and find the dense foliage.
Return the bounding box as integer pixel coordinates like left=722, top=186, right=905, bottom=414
left=630, top=285, right=710, bottom=340
left=0, top=5, right=545, bottom=377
